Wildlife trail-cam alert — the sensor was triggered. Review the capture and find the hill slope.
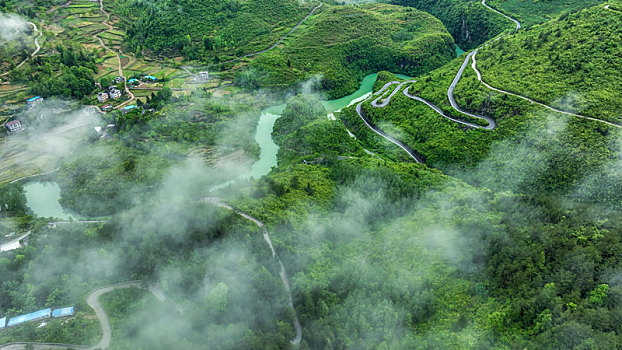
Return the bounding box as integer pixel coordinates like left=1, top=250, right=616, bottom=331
left=248, top=3, right=456, bottom=98
left=387, top=0, right=513, bottom=50
left=475, top=3, right=622, bottom=124
left=107, top=0, right=316, bottom=60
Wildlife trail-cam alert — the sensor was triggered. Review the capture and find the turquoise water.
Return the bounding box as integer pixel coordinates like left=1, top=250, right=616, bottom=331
left=23, top=182, right=76, bottom=220
left=455, top=44, right=466, bottom=57
left=248, top=72, right=412, bottom=180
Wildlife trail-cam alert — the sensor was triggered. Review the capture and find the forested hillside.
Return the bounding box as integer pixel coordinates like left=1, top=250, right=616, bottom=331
left=4, top=0, right=622, bottom=349
left=475, top=4, right=622, bottom=123
left=106, top=0, right=315, bottom=60
left=487, top=0, right=605, bottom=26
left=387, top=0, right=513, bottom=50
left=247, top=3, right=455, bottom=98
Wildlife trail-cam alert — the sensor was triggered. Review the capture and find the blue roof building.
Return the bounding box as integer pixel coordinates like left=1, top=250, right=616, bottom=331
left=0, top=317, right=6, bottom=329
left=52, top=307, right=74, bottom=318
left=123, top=105, right=138, bottom=110
left=143, top=75, right=157, bottom=81
left=7, top=308, right=51, bottom=327
left=27, top=96, right=42, bottom=102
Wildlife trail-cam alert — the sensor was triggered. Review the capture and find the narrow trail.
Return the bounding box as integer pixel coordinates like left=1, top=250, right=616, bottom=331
left=223, top=2, right=323, bottom=64
left=46, top=1, right=71, bottom=14
left=94, top=0, right=135, bottom=109
left=0, top=22, right=42, bottom=78
left=203, top=198, right=303, bottom=346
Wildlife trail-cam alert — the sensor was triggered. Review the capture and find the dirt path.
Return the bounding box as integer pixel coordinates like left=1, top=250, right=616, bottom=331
left=223, top=2, right=323, bottom=64
left=0, top=22, right=42, bottom=78
left=94, top=0, right=135, bottom=109
left=46, top=1, right=71, bottom=14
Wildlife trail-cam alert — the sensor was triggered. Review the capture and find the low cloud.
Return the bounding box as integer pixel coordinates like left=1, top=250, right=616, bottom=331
left=0, top=13, right=29, bottom=42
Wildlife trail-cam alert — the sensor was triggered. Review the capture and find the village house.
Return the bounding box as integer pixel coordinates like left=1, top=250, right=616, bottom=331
left=97, top=92, right=109, bottom=103
left=108, top=87, right=122, bottom=100
left=199, top=71, right=209, bottom=81
left=113, top=76, right=124, bottom=84
left=26, top=96, right=43, bottom=107
left=5, top=120, right=23, bottom=132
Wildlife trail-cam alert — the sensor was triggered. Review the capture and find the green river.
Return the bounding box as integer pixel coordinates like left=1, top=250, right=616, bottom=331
left=25, top=71, right=412, bottom=216
left=249, top=72, right=411, bottom=180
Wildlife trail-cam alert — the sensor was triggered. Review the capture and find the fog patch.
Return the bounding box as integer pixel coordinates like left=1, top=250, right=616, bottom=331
left=0, top=13, right=29, bottom=42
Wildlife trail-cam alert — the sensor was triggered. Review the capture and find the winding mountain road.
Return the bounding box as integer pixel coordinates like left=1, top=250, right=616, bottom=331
left=469, top=51, right=622, bottom=128
left=203, top=198, right=302, bottom=346
left=0, top=22, right=42, bottom=78
left=86, top=281, right=141, bottom=350
left=0, top=197, right=303, bottom=349
left=353, top=0, right=620, bottom=161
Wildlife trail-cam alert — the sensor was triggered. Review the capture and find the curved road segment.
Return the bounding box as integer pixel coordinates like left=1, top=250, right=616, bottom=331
left=203, top=198, right=303, bottom=345
left=0, top=22, right=42, bottom=78
left=0, top=281, right=143, bottom=350
left=354, top=0, right=620, bottom=161
left=481, top=0, right=521, bottom=30
left=0, top=197, right=304, bottom=349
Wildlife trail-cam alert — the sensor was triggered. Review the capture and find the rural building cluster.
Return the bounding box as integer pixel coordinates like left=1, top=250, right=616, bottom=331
left=0, top=307, right=74, bottom=329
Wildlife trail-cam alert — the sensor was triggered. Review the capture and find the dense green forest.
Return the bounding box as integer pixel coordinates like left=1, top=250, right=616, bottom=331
left=475, top=4, right=622, bottom=123
left=57, top=92, right=261, bottom=217
left=386, top=0, right=513, bottom=50
left=8, top=44, right=99, bottom=100
left=246, top=3, right=455, bottom=98
left=3, top=0, right=622, bottom=349
left=106, top=0, right=315, bottom=60
left=487, top=0, right=605, bottom=26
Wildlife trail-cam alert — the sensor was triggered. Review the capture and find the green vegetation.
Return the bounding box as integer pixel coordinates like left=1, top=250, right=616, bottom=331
left=273, top=95, right=365, bottom=165
left=475, top=5, right=622, bottom=123
left=107, top=0, right=315, bottom=60
left=247, top=3, right=455, bottom=98
left=388, top=0, right=513, bottom=50
left=3, top=0, right=622, bottom=349
left=0, top=183, right=28, bottom=218
left=9, top=44, right=99, bottom=100
left=487, top=0, right=605, bottom=26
